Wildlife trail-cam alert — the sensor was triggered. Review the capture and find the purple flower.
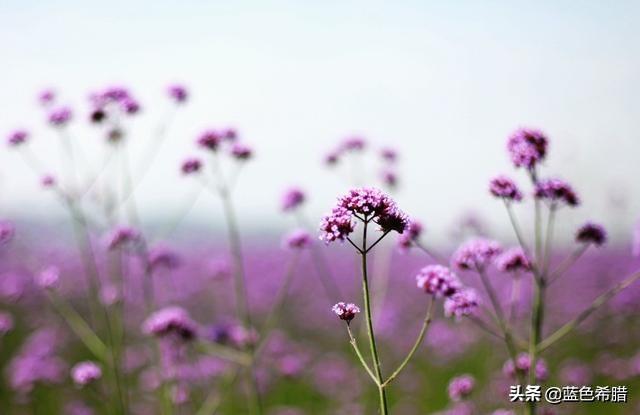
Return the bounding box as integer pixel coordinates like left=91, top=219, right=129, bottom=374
left=38, top=89, right=56, bottom=105
left=444, top=288, right=479, bottom=318
left=381, top=169, right=398, bottom=188
left=376, top=205, right=409, bottom=234
left=341, top=136, right=366, bottom=151
left=230, top=143, right=253, bottom=160
left=181, top=157, right=202, bottom=175
left=507, top=128, right=548, bottom=169
left=319, top=207, right=355, bottom=243
left=575, top=222, right=607, bottom=246
left=534, top=178, right=580, bottom=207
left=332, top=302, right=360, bottom=322
left=71, top=361, right=102, bottom=386
left=99, top=284, right=120, bottom=306
left=495, top=247, right=531, bottom=273
left=197, top=130, right=222, bottom=151
left=283, top=229, right=312, bottom=250
left=448, top=374, right=475, bottom=401
left=142, top=306, right=198, bottom=340
left=452, top=238, right=502, bottom=271
left=0, top=221, right=15, bottom=245
left=41, top=174, right=56, bottom=188
left=168, top=84, right=188, bottom=103
left=416, top=265, right=462, bottom=298
left=7, top=130, right=28, bottom=147
left=338, top=187, right=393, bottom=217
left=0, top=311, right=13, bottom=336
left=121, top=97, right=141, bottom=114
left=36, top=266, right=60, bottom=290
left=489, top=175, right=523, bottom=202
left=221, top=128, right=237, bottom=141
left=324, top=151, right=339, bottom=166
left=281, top=188, right=306, bottom=212
left=380, top=147, right=398, bottom=162
left=106, top=226, right=141, bottom=250
left=397, top=220, right=423, bottom=251
left=503, top=353, right=548, bottom=381
left=48, top=107, right=73, bottom=126
left=148, top=245, right=181, bottom=271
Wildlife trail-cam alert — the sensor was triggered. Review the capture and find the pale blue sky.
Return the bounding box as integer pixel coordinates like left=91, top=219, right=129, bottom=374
left=1, top=1, right=639, bottom=243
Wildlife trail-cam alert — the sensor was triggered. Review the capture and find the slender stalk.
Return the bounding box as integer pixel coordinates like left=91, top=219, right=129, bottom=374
left=414, top=241, right=447, bottom=265
left=548, top=244, right=589, bottom=285
left=359, top=220, right=389, bottom=415
left=382, top=298, right=434, bottom=388
left=346, top=325, right=379, bottom=385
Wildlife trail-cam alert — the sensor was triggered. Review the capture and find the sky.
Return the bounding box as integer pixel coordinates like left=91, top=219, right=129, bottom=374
left=1, top=0, right=639, bottom=244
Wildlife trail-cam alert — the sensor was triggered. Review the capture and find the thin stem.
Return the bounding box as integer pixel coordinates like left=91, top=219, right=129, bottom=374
left=365, top=230, right=390, bottom=253
left=346, top=325, right=379, bottom=385
left=382, top=298, right=434, bottom=388
left=548, top=244, right=590, bottom=285
left=347, top=237, right=364, bottom=254
left=504, top=201, right=532, bottom=259
left=414, top=241, right=447, bottom=265
left=542, top=206, right=556, bottom=276
left=537, top=270, right=640, bottom=353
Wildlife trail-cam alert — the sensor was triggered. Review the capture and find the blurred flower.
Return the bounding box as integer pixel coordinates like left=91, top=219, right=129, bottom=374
left=281, top=187, right=306, bottom=212
left=230, top=142, right=253, bottom=160
left=197, top=130, right=222, bottom=151
left=35, top=266, right=60, bottom=290
left=332, top=302, right=360, bottom=323
left=41, top=174, right=56, bottom=188
left=0, top=221, right=15, bottom=245
left=416, top=265, right=461, bottom=298
left=575, top=222, right=607, bottom=246
left=106, top=226, right=141, bottom=250
left=181, top=157, right=202, bottom=175
left=380, top=169, right=398, bottom=188
left=38, top=89, right=56, bottom=105
left=507, top=128, right=548, bottom=169
left=148, top=245, right=181, bottom=271
left=99, top=284, right=120, bottom=306
left=48, top=107, right=73, bottom=126
left=452, top=238, right=502, bottom=271
left=7, top=130, right=28, bottom=147
left=0, top=311, right=13, bottom=336
left=489, top=175, right=523, bottom=202
left=341, top=136, right=366, bottom=151
left=534, top=178, right=579, bottom=207
left=168, top=84, right=188, bottom=103
left=444, top=289, right=479, bottom=319
left=495, top=247, right=531, bottom=273
left=491, top=410, right=516, bottom=415
left=324, top=151, right=339, bottom=166
left=397, top=219, right=423, bottom=251
left=71, top=361, right=102, bottom=386
left=380, top=147, right=398, bottom=162
left=503, top=353, right=548, bottom=382
left=283, top=229, right=312, bottom=250
left=121, top=97, right=141, bottom=114
left=448, top=374, right=475, bottom=401
left=143, top=306, right=198, bottom=340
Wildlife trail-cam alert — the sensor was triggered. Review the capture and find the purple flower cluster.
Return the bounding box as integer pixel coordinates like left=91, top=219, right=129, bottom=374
left=106, top=226, right=141, bottom=250
left=416, top=265, right=462, bottom=298
left=452, top=238, right=502, bottom=271
left=71, top=361, right=102, bottom=386
left=331, top=302, right=360, bottom=323
left=167, top=84, right=189, bottom=103
left=495, top=247, right=531, bottom=273
left=148, top=245, right=182, bottom=271
left=281, top=187, right=306, bottom=212
left=181, top=157, right=202, bottom=175
left=447, top=374, right=475, bottom=401
left=319, top=207, right=355, bottom=243
left=0, top=311, right=13, bottom=336
left=90, top=86, right=141, bottom=118
left=7, top=130, right=28, bottom=147
left=397, top=220, right=423, bottom=251
left=142, top=306, right=198, bottom=340
left=489, top=175, right=523, bottom=202
left=48, top=107, right=73, bottom=126
left=283, top=229, right=312, bottom=250
left=534, top=178, right=580, bottom=207
left=575, top=222, right=607, bottom=246
left=36, top=266, right=60, bottom=290
left=503, top=353, right=548, bottom=381
left=0, top=221, right=15, bottom=245
left=444, top=289, right=480, bottom=319
left=507, top=128, right=548, bottom=169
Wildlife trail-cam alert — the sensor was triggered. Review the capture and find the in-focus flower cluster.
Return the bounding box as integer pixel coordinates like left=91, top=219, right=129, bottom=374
left=507, top=128, right=548, bottom=170
left=452, top=238, right=502, bottom=271
left=331, top=302, right=360, bottom=323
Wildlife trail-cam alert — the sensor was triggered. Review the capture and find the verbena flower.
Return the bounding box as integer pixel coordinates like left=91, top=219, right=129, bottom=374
left=332, top=302, right=360, bottom=323
left=416, top=265, right=462, bottom=298
left=48, top=107, right=73, bottom=126
left=376, top=205, right=409, bottom=234
left=448, top=374, right=475, bottom=401
left=7, top=130, right=28, bottom=147
left=0, top=221, right=15, bottom=245
left=181, top=157, right=202, bottom=175
left=503, top=353, right=548, bottom=381
left=230, top=143, right=253, bottom=160
left=324, top=151, right=339, bottom=166
left=319, top=207, right=355, bottom=243
left=41, top=174, right=56, bottom=188
left=121, top=97, right=141, bottom=115
left=168, top=84, right=188, bottom=103
left=281, top=188, right=306, bottom=212
left=197, top=130, right=222, bottom=151
left=36, top=266, right=60, bottom=290
left=283, top=229, right=312, bottom=250
left=142, top=306, right=198, bottom=340
left=444, top=289, right=479, bottom=318
left=397, top=220, right=423, bottom=251
left=341, top=136, right=366, bottom=151
left=534, top=178, right=579, bottom=207
left=38, top=89, right=55, bottom=105
left=507, top=128, right=548, bottom=169
left=489, top=175, right=523, bottom=202
left=380, top=147, right=398, bottom=162
left=0, top=311, right=13, bottom=336
left=575, top=222, right=607, bottom=246
left=148, top=245, right=181, bottom=271
left=381, top=169, right=398, bottom=188
left=495, top=247, right=531, bottom=273
left=452, top=238, right=502, bottom=271
left=71, top=361, right=102, bottom=386
left=106, top=226, right=141, bottom=250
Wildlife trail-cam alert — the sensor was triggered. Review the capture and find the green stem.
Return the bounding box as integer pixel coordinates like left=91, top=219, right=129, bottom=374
left=346, top=325, right=379, bottom=385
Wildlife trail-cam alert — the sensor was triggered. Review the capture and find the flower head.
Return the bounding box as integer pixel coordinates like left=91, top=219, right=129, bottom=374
left=283, top=229, right=312, bottom=250
left=416, top=265, right=462, bottom=298
left=338, top=187, right=393, bottom=217
left=341, top=136, right=366, bottom=151
left=324, top=151, right=339, bottom=166
left=444, top=288, right=480, bottom=318
left=36, top=266, right=60, bottom=290
left=0, top=221, right=15, bottom=246
left=168, top=84, right=188, bottom=103
left=397, top=220, right=423, bottom=251
left=452, top=238, right=502, bottom=271
left=331, top=302, right=360, bottom=323
left=381, top=169, right=398, bottom=188
left=0, top=311, right=13, bottom=336
left=281, top=188, right=306, bottom=212
left=142, top=306, right=198, bottom=340
left=181, top=157, right=202, bottom=175
left=41, top=174, right=56, bottom=188
left=121, top=97, right=141, bottom=115
left=489, top=175, right=523, bottom=202
left=148, top=245, right=181, bottom=271
left=38, top=89, right=56, bottom=105
left=319, top=207, right=355, bottom=243
left=448, top=374, right=475, bottom=402
left=71, top=361, right=102, bottom=386
left=503, top=353, right=548, bottom=381
left=534, top=178, right=579, bottom=207
left=230, top=143, right=253, bottom=160
left=197, top=130, right=222, bottom=151
left=7, top=130, right=28, bottom=147
left=48, top=107, right=73, bottom=126
left=495, top=247, right=531, bottom=273
left=376, top=205, right=409, bottom=234
left=575, top=222, right=607, bottom=246
left=380, top=147, right=398, bottom=162
left=507, top=128, right=548, bottom=169
left=106, top=226, right=141, bottom=250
